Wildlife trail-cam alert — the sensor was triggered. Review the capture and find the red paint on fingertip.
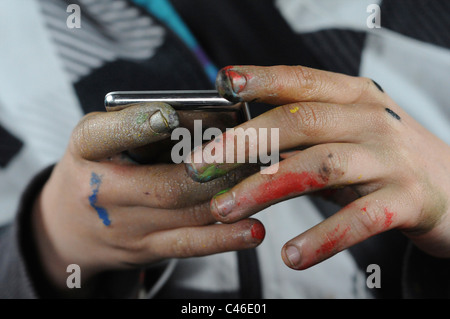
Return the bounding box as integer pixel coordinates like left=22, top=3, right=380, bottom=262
left=228, top=71, right=246, bottom=92
left=251, top=223, right=265, bottom=240
left=221, top=66, right=252, bottom=94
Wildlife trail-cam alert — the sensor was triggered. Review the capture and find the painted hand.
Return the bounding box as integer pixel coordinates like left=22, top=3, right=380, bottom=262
left=185, top=65, right=450, bottom=270
left=32, top=102, right=264, bottom=291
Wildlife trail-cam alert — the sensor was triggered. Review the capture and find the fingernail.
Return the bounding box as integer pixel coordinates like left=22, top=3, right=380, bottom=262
left=211, top=189, right=235, bottom=217
left=148, top=103, right=179, bottom=134
left=285, top=245, right=301, bottom=268
left=250, top=223, right=265, bottom=240
left=216, top=66, right=247, bottom=102
left=148, top=111, right=170, bottom=133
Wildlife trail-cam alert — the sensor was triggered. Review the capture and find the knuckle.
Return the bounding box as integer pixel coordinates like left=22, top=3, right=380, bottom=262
left=70, top=113, right=98, bottom=158
left=291, top=66, right=320, bottom=99
left=365, top=103, right=397, bottom=136
left=182, top=203, right=214, bottom=226
left=113, top=239, right=151, bottom=266
left=78, top=170, right=102, bottom=209
left=70, top=118, right=89, bottom=156
left=171, top=231, right=196, bottom=257
left=403, top=182, right=445, bottom=236
left=316, top=146, right=348, bottom=182
left=354, top=77, right=374, bottom=103
left=192, top=204, right=215, bottom=225
left=354, top=206, right=384, bottom=236
left=151, top=178, right=186, bottom=209
left=211, top=231, right=230, bottom=250
left=117, top=236, right=146, bottom=255
left=281, top=103, right=326, bottom=137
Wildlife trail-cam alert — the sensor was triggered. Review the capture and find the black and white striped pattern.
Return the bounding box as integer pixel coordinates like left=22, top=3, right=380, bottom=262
left=38, top=0, right=165, bottom=83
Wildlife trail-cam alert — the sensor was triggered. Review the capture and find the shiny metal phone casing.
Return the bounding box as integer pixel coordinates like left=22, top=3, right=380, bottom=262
left=104, top=90, right=251, bottom=124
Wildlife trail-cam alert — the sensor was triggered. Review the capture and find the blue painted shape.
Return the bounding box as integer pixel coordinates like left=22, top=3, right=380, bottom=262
left=89, top=172, right=111, bottom=226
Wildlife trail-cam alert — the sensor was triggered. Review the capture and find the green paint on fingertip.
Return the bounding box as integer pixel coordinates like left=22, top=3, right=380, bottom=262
left=214, top=188, right=231, bottom=198
left=196, top=165, right=228, bottom=182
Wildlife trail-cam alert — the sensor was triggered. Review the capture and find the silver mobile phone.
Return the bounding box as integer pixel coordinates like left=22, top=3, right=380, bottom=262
left=104, top=90, right=251, bottom=163
left=104, top=90, right=251, bottom=123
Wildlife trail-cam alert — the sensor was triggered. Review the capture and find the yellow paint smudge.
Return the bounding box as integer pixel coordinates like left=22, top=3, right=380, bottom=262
left=290, top=106, right=299, bottom=113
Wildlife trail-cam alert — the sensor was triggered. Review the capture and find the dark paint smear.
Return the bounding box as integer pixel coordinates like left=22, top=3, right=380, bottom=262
left=89, top=172, right=111, bottom=226
left=385, top=108, right=401, bottom=121
left=372, top=80, right=384, bottom=92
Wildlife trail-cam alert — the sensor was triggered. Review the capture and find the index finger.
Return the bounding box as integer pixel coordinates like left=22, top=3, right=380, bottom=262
left=215, top=65, right=384, bottom=105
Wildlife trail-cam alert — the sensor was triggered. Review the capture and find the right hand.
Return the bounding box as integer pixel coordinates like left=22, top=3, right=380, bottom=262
left=32, top=102, right=264, bottom=293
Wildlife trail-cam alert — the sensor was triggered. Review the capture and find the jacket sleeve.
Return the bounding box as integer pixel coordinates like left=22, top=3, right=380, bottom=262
left=0, top=165, right=54, bottom=298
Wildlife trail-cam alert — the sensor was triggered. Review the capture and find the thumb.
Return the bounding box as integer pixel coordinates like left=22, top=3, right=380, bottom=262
left=71, top=102, right=179, bottom=161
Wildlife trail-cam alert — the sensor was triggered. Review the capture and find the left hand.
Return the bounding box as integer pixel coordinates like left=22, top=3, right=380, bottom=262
left=185, top=65, right=450, bottom=270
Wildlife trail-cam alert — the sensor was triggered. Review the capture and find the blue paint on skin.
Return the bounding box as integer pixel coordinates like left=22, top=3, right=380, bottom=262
left=89, top=172, right=111, bottom=226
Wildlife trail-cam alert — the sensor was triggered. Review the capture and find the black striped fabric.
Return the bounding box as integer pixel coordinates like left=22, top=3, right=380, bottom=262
left=38, top=0, right=165, bottom=83
left=0, top=124, right=23, bottom=168
left=381, top=0, right=450, bottom=50
left=0, top=0, right=449, bottom=299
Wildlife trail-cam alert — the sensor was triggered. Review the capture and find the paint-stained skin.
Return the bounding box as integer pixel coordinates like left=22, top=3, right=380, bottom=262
left=249, top=172, right=327, bottom=205
left=211, top=171, right=328, bottom=219
left=214, top=188, right=231, bottom=198
left=75, top=102, right=179, bottom=161
left=212, top=152, right=343, bottom=217
left=290, top=106, right=299, bottom=113
left=185, top=130, right=245, bottom=183
left=360, top=205, right=396, bottom=230
left=316, top=224, right=351, bottom=256
left=372, top=79, right=384, bottom=93
left=383, top=208, right=395, bottom=228
left=385, top=108, right=401, bottom=121
left=310, top=205, right=395, bottom=265
left=187, top=163, right=232, bottom=183
left=211, top=171, right=328, bottom=217
left=89, top=172, right=111, bottom=226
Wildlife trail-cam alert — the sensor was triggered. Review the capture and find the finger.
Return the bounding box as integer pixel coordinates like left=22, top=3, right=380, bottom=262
left=103, top=201, right=218, bottom=234
left=280, top=188, right=408, bottom=270
left=210, top=143, right=385, bottom=223
left=134, top=218, right=265, bottom=264
left=71, top=102, right=179, bottom=161
left=84, top=161, right=259, bottom=210
left=216, top=65, right=385, bottom=105
left=185, top=100, right=399, bottom=182
left=118, top=109, right=243, bottom=164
